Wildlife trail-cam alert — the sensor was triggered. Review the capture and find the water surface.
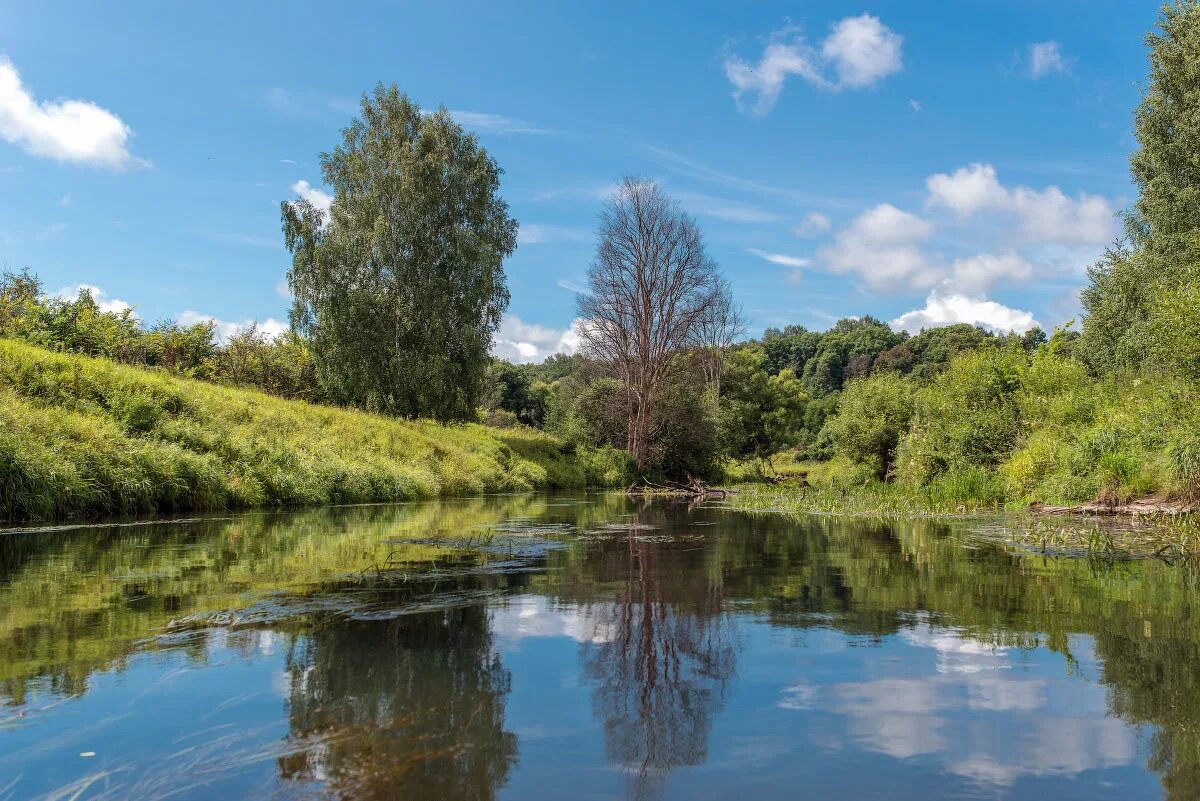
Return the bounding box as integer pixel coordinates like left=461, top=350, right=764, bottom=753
left=1, top=494, right=1197, bottom=800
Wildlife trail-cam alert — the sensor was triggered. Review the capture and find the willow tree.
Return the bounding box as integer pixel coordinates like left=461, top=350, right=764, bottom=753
left=579, top=178, right=725, bottom=471
left=282, top=84, right=517, bottom=420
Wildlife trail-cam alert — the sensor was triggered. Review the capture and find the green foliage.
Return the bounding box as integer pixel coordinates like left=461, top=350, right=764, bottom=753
left=283, top=84, right=517, bottom=421
left=0, top=340, right=617, bottom=522
left=1080, top=1, right=1200, bottom=376
left=895, top=347, right=1028, bottom=486
left=718, top=346, right=807, bottom=470
left=823, top=372, right=914, bottom=479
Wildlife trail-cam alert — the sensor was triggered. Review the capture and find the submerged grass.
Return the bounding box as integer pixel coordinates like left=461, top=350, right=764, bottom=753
left=732, top=479, right=1200, bottom=558
left=0, top=339, right=627, bottom=522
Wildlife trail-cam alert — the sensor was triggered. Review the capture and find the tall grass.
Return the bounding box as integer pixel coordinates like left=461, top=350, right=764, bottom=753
left=0, top=339, right=628, bottom=522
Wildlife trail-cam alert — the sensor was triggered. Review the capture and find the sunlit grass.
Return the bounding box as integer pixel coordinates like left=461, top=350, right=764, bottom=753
left=0, top=339, right=623, bottom=522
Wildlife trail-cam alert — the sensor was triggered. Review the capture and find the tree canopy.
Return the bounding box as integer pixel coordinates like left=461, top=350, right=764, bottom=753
left=283, top=84, right=518, bottom=421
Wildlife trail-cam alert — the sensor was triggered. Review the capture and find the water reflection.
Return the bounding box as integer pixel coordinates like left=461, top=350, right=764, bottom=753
left=576, top=510, right=737, bottom=799
left=280, top=607, right=517, bottom=801
left=1, top=496, right=1199, bottom=800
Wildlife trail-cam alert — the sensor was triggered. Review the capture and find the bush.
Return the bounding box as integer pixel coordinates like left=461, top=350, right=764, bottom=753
left=823, top=371, right=914, bottom=479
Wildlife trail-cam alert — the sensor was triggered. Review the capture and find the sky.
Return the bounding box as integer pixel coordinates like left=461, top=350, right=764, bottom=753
left=0, top=1, right=1159, bottom=362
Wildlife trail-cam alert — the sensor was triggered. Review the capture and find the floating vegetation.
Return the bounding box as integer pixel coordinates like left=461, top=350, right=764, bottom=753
left=991, top=515, right=1200, bottom=559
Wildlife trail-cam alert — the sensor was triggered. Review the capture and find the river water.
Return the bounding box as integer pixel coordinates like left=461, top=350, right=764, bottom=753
left=1, top=493, right=1197, bottom=800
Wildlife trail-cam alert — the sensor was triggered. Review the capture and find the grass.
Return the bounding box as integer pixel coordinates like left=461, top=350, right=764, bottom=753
left=728, top=479, right=1004, bottom=518
left=0, top=339, right=628, bottom=522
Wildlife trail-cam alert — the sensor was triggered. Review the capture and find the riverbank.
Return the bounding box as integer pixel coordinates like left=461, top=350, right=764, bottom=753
left=0, top=339, right=628, bottom=523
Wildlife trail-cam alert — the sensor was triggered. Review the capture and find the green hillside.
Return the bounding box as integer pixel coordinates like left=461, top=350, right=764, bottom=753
left=0, top=339, right=626, bottom=522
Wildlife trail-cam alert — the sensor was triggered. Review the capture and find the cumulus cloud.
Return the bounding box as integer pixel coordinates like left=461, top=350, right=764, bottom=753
left=291, top=180, right=333, bottom=215
left=821, top=14, right=904, bottom=89
left=1027, top=41, right=1066, bottom=79
left=492, top=314, right=583, bottom=364
left=925, top=163, right=1114, bottom=245
left=52, top=284, right=134, bottom=316
left=891, top=291, right=1040, bottom=335
left=0, top=58, right=139, bottom=168
left=793, top=211, right=831, bottom=237
left=724, top=15, right=902, bottom=114
left=177, top=311, right=288, bottom=343
left=820, top=203, right=940, bottom=290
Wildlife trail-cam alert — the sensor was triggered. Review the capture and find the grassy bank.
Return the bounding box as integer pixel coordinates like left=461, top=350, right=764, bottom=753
left=0, top=339, right=628, bottom=522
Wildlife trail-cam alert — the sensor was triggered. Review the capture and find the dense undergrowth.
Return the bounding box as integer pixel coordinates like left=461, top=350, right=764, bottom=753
left=0, top=339, right=629, bottom=522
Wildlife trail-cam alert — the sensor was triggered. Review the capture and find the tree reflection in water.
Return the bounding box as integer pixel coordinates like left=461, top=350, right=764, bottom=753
left=279, top=605, right=517, bottom=801
left=580, top=508, right=738, bottom=800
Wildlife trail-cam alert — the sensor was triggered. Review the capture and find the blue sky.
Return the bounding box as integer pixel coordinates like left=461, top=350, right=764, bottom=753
left=0, top=1, right=1156, bottom=361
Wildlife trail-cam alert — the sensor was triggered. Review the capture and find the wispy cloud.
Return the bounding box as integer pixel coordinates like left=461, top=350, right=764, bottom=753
left=449, top=110, right=554, bottom=135
left=748, top=248, right=810, bottom=268
left=517, top=223, right=593, bottom=246
left=676, top=191, right=781, bottom=223
left=644, top=144, right=853, bottom=207
left=265, top=87, right=356, bottom=117
left=1026, top=41, right=1067, bottom=79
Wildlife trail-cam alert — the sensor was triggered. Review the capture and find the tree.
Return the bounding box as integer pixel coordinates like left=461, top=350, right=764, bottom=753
left=579, top=178, right=725, bottom=471
left=695, top=278, right=745, bottom=394
left=282, top=84, right=518, bottom=421
left=823, top=372, right=915, bottom=479
left=1080, top=1, right=1200, bottom=375
left=718, top=346, right=807, bottom=472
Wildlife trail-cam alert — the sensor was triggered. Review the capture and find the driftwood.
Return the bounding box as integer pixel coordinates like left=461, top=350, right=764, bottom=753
left=1029, top=496, right=1196, bottom=517
left=627, top=476, right=739, bottom=499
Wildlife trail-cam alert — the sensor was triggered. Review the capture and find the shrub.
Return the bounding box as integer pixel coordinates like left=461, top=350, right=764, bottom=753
left=823, top=371, right=914, bottom=479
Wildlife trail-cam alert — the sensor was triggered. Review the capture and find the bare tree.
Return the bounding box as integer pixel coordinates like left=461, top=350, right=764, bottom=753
left=579, top=178, right=725, bottom=471
left=695, top=278, right=745, bottom=395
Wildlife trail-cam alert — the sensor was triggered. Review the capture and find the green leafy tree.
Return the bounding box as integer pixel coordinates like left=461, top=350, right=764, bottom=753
left=1080, top=1, right=1200, bottom=375
left=822, top=372, right=915, bottom=479
left=283, top=84, right=518, bottom=421
left=719, top=347, right=807, bottom=471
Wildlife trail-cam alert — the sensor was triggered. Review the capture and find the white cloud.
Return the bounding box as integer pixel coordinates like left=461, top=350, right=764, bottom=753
left=52, top=284, right=134, bottom=316
left=926, top=163, right=1115, bottom=246
left=177, top=311, right=288, bottom=343
left=909, top=99, right=922, bottom=112
left=556, top=278, right=587, bottom=294
left=517, top=223, right=592, bottom=246
left=925, top=162, right=1009, bottom=219
left=891, top=290, right=1040, bottom=335
left=821, top=14, right=904, bottom=89
left=793, top=211, right=831, bottom=237
left=821, top=203, right=940, bottom=290
left=748, top=248, right=810, bottom=268
left=724, top=15, right=902, bottom=114
left=945, top=253, right=1033, bottom=296
left=0, top=58, right=139, bottom=169
left=492, top=314, right=583, bottom=364
left=1027, top=41, right=1066, bottom=79
left=448, top=110, right=550, bottom=135
left=291, top=180, right=332, bottom=215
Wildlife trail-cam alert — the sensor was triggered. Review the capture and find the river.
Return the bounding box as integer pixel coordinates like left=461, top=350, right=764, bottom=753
left=1, top=493, right=1196, bottom=800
